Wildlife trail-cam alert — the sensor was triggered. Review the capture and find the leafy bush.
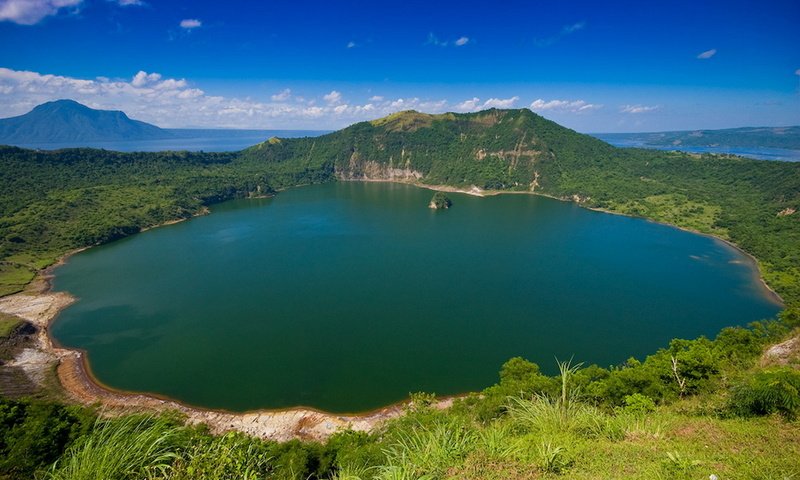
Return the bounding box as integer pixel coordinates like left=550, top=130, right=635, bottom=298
left=0, top=399, right=94, bottom=480
left=728, top=368, right=800, bottom=419
left=536, top=440, right=571, bottom=473
left=622, top=393, right=657, bottom=415
left=321, top=430, right=383, bottom=479
left=166, top=431, right=274, bottom=480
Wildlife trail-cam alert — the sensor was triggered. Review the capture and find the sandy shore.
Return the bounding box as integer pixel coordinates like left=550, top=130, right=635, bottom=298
left=0, top=283, right=456, bottom=441
left=0, top=233, right=451, bottom=442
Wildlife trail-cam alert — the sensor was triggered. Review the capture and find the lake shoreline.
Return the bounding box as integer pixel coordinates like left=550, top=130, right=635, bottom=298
left=394, top=179, right=784, bottom=306
left=0, top=278, right=458, bottom=441
left=0, top=210, right=461, bottom=441
left=0, top=179, right=784, bottom=441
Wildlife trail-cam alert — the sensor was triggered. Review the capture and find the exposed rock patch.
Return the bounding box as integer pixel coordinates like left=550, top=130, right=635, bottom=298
left=762, top=334, right=800, bottom=368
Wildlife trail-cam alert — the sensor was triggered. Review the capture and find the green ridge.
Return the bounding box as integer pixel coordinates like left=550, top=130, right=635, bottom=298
left=3, top=108, right=797, bottom=304
left=1, top=107, right=800, bottom=479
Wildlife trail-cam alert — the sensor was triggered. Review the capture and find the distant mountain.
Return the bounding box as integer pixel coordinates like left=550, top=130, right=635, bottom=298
left=0, top=99, right=173, bottom=144
left=594, top=126, right=800, bottom=150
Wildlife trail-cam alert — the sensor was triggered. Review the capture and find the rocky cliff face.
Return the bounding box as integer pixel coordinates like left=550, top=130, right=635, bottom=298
left=335, top=150, right=423, bottom=182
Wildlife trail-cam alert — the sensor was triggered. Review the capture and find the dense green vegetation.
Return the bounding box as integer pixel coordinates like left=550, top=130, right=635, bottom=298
left=1, top=309, right=799, bottom=479
left=3, top=109, right=798, bottom=302
left=1, top=107, right=799, bottom=477
left=0, top=313, right=21, bottom=338
left=429, top=192, right=452, bottom=209
left=597, top=126, right=800, bottom=150
left=244, top=109, right=800, bottom=304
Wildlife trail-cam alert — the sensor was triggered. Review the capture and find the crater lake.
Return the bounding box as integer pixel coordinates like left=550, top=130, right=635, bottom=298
left=50, top=182, right=782, bottom=413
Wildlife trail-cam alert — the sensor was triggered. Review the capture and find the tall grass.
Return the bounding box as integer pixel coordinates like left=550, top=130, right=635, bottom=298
left=331, top=462, right=377, bottom=480
left=536, top=441, right=569, bottom=473
left=476, top=422, right=522, bottom=459
left=506, top=360, right=602, bottom=436
left=43, top=415, right=185, bottom=480
left=379, top=420, right=476, bottom=479
left=165, top=431, right=273, bottom=480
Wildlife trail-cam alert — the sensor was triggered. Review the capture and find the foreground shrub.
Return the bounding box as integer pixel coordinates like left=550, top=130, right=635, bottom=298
left=0, top=399, right=93, bottom=480
left=44, top=415, right=187, bottom=480
left=728, top=368, right=800, bottom=420
left=166, top=431, right=273, bottom=480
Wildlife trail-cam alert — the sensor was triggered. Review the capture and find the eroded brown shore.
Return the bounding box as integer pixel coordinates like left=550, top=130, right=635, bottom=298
left=0, top=281, right=459, bottom=441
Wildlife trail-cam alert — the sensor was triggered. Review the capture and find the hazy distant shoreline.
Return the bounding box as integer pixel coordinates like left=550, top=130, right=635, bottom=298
left=5, top=128, right=331, bottom=152
left=592, top=133, right=800, bottom=162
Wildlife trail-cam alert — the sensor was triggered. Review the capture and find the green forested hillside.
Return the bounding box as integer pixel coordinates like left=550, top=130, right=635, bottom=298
left=1, top=108, right=799, bottom=303
left=1, top=108, right=800, bottom=479
left=244, top=109, right=800, bottom=304
left=2, top=312, right=800, bottom=479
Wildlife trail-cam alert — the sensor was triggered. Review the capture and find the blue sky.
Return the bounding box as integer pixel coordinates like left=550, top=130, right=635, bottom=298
left=0, top=0, right=798, bottom=131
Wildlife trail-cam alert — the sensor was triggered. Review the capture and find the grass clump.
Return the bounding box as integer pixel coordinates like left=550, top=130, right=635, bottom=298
left=0, top=262, right=36, bottom=297
left=165, top=431, right=273, bottom=480
left=44, top=415, right=186, bottom=480
left=380, top=419, right=476, bottom=479
left=0, top=312, right=22, bottom=338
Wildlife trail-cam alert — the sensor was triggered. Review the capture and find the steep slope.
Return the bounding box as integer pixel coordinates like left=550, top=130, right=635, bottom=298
left=1, top=108, right=798, bottom=303
left=240, top=108, right=618, bottom=191
left=239, top=108, right=800, bottom=303
left=0, top=99, right=173, bottom=143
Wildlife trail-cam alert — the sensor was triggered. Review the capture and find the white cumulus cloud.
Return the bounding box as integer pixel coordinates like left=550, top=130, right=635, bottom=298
left=530, top=98, right=601, bottom=113
left=455, top=96, right=519, bottom=112
left=180, top=18, right=201, bottom=29
left=0, top=0, right=82, bottom=25
left=426, top=33, right=471, bottom=48
left=270, top=88, right=292, bottom=102
left=483, top=96, right=519, bottom=108
left=620, top=104, right=659, bottom=114
left=0, top=67, right=461, bottom=129
left=323, top=90, right=342, bottom=104
left=131, top=71, right=161, bottom=87
left=455, top=97, right=480, bottom=111
left=697, top=48, right=717, bottom=59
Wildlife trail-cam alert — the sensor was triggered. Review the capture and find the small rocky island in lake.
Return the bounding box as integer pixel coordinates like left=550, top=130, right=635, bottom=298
left=429, top=192, right=452, bottom=210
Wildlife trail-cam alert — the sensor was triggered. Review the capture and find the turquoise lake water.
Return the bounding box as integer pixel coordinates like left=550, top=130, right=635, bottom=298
left=51, top=182, right=782, bottom=412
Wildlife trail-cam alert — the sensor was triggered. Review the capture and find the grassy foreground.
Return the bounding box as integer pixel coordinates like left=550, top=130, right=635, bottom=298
left=1, top=310, right=799, bottom=479
left=1, top=108, right=799, bottom=478
left=1, top=109, right=798, bottom=304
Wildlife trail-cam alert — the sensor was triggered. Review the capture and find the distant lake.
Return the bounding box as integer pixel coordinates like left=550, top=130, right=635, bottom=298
left=51, top=183, right=782, bottom=413
left=593, top=135, right=800, bottom=162
left=8, top=129, right=328, bottom=152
